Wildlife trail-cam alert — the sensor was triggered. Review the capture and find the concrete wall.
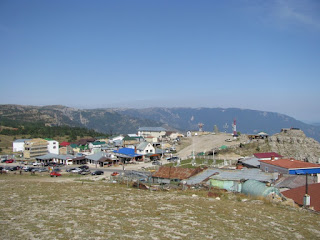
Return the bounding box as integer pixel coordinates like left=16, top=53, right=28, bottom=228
left=260, top=162, right=289, bottom=174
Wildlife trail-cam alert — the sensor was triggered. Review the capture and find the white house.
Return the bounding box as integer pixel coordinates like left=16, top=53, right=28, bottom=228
left=136, top=142, right=155, bottom=155
left=46, top=139, right=59, bottom=154
left=13, top=139, right=31, bottom=152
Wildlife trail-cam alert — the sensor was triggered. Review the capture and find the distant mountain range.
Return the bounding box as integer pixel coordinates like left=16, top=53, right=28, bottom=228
left=1, top=104, right=320, bottom=141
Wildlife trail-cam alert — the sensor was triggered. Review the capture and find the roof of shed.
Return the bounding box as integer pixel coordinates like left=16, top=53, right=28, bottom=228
left=274, top=175, right=318, bottom=189
left=259, top=159, right=320, bottom=169
left=152, top=166, right=204, bottom=180
left=282, top=183, right=320, bottom=211
left=186, top=168, right=276, bottom=185
left=85, top=152, right=107, bottom=161
left=241, top=157, right=260, bottom=167
left=35, top=153, right=74, bottom=160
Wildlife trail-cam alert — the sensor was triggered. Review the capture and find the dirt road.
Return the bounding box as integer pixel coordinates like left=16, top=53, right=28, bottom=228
left=176, top=133, right=245, bottom=160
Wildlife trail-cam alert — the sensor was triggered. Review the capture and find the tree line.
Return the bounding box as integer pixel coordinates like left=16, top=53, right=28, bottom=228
left=0, top=117, right=107, bottom=141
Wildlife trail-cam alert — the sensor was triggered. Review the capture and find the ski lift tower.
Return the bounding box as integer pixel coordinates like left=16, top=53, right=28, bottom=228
left=198, top=123, right=204, bottom=132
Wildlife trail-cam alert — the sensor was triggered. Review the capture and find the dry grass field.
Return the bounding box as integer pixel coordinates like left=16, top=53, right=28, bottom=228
left=1, top=174, right=320, bottom=240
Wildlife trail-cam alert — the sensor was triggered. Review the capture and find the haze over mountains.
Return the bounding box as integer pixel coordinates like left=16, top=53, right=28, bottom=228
left=1, top=104, right=320, bottom=142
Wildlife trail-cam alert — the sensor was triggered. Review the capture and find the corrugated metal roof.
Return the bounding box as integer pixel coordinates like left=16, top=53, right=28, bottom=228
left=241, top=157, right=260, bottom=167
left=186, top=169, right=218, bottom=185
left=35, top=153, right=74, bottom=160
left=86, top=152, right=107, bottom=161
left=186, top=168, right=276, bottom=185
left=282, top=183, right=320, bottom=211
left=274, top=175, right=317, bottom=189
left=260, top=159, right=320, bottom=169
left=152, top=166, right=203, bottom=180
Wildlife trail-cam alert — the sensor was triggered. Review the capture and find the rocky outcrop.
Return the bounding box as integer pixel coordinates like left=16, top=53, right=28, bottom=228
left=268, top=129, right=320, bottom=163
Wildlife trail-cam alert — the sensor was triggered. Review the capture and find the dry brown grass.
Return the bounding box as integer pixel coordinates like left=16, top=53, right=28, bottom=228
left=0, top=174, right=319, bottom=239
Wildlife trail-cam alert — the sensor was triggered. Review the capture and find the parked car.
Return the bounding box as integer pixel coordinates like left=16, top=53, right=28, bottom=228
left=79, top=169, right=91, bottom=175
left=111, top=172, right=119, bottom=176
left=50, top=172, right=61, bottom=177
left=166, top=157, right=179, bottom=162
left=70, top=168, right=82, bottom=173
left=33, top=162, right=41, bottom=166
left=38, top=168, right=48, bottom=172
left=152, top=161, right=162, bottom=165
left=66, top=168, right=76, bottom=172
left=53, top=168, right=61, bottom=172
left=79, top=165, right=89, bottom=169
left=5, top=159, right=14, bottom=163
left=91, top=170, right=104, bottom=175
left=8, top=166, right=19, bottom=171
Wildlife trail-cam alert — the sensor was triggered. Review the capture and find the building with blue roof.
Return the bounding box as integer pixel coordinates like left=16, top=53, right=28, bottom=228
left=113, top=148, right=142, bottom=163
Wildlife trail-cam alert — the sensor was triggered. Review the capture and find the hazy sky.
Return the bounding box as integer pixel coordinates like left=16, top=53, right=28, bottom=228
left=1, top=0, right=319, bottom=122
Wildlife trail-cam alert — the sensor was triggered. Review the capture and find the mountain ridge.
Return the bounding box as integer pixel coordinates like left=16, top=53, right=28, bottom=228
left=1, top=104, right=320, bottom=141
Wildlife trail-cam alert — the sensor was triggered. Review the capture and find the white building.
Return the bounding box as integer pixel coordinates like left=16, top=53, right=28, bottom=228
left=13, top=139, right=31, bottom=152
left=138, top=127, right=166, bottom=140
left=136, top=142, right=155, bottom=155
left=46, top=139, right=59, bottom=154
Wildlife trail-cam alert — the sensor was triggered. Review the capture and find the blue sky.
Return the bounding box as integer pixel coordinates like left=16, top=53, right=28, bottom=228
left=1, top=0, right=320, bottom=122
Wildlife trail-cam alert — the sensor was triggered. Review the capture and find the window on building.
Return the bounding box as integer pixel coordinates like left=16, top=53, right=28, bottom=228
left=146, top=150, right=148, bottom=153
left=265, top=167, right=268, bottom=172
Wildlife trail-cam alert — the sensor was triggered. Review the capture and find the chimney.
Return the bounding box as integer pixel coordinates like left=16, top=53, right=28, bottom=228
left=290, top=157, right=294, bottom=161
left=271, top=155, right=275, bottom=160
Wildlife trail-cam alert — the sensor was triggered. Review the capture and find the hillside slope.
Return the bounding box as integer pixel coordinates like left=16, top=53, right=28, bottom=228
left=0, top=105, right=164, bottom=135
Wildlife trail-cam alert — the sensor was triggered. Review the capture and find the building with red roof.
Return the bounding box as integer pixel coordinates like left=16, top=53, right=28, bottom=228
left=260, top=158, right=320, bottom=175
left=253, top=152, right=283, bottom=160
left=282, top=183, right=320, bottom=212
left=59, top=141, right=70, bottom=147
